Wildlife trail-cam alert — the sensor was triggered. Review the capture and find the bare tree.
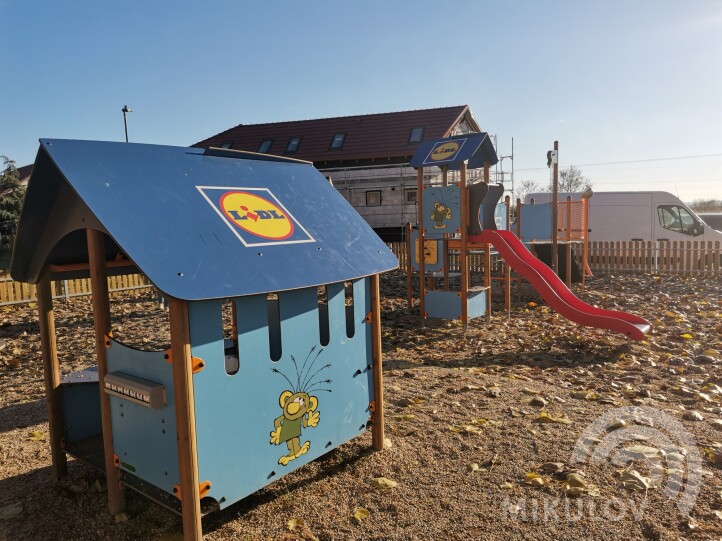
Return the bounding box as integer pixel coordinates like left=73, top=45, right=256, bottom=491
left=556, top=166, right=592, bottom=192
left=515, top=179, right=544, bottom=203
left=689, top=199, right=722, bottom=212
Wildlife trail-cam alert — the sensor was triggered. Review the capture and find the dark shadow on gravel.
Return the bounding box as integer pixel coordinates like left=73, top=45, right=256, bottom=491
left=0, top=398, right=45, bottom=434
left=202, top=444, right=375, bottom=534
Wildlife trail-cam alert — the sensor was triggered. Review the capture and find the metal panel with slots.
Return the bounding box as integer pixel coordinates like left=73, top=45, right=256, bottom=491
left=104, top=371, right=166, bottom=409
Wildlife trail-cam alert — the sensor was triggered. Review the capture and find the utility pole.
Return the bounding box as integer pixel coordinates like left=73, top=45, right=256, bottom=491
left=122, top=105, right=133, bottom=143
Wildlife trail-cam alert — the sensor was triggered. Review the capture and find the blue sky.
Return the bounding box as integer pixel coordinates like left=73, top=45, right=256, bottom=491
left=1, top=0, right=720, bottom=201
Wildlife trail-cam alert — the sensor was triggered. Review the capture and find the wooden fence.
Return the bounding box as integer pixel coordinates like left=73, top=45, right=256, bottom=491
left=387, top=240, right=722, bottom=277
left=588, top=240, right=721, bottom=276
left=0, top=273, right=153, bottom=306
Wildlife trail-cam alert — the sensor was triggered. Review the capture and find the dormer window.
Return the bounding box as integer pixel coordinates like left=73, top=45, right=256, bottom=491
left=257, top=139, right=273, bottom=153
left=329, top=133, right=346, bottom=150
left=409, top=127, right=424, bottom=144
left=219, top=142, right=233, bottom=149
left=285, top=137, right=302, bottom=153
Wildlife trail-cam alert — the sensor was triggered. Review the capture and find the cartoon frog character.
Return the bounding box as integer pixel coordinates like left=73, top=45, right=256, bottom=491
left=430, top=201, right=452, bottom=229
left=270, top=390, right=320, bottom=465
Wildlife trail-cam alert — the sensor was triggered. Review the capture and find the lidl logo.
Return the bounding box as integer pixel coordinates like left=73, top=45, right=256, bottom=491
left=197, top=186, right=315, bottom=247
left=430, top=142, right=460, bottom=161
left=424, top=138, right=467, bottom=165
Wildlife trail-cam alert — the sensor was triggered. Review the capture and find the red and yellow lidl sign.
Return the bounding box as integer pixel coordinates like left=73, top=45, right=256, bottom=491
left=430, top=141, right=460, bottom=161
left=220, top=191, right=294, bottom=241
left=423, top=138, right=468, bottom=166
left=198, top=186, right=315, bottom=247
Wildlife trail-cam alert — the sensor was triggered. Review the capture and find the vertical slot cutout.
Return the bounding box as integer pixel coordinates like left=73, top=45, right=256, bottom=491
left=267, top=293, right=282, bottom=362
left=344, top=281, right=355, bottom=339
left=222, top=299, right=239, bottom=375
left=318, top=285, right=330, bottom=346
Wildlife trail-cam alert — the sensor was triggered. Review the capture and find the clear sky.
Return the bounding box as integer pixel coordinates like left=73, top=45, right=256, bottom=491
left=1, top=0, right=720, bottom=201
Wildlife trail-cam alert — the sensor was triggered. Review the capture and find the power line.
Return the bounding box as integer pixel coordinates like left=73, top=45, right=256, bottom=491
left=516, top=152, right=722, bottom=172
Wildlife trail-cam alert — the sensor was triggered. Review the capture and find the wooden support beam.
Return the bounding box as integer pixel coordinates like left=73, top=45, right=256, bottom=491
left=405, top=223, right=413, bottom=311
left=87, top=229, right=125, bottom=514
left=459, top=162, right=468, bottom=327
left=37, top=274, right=67, bottom=479
left=416, top=168, right=425, bottom=323
left=504, top=196, right=511, bottom=317
left=169, top=298, right=203, bottom=541
left=47, top=260, right=135, bottom=273
left=370, top=274, right=385, bottom=451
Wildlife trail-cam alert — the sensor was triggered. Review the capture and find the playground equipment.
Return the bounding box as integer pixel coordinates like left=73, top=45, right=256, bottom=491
left=405, top=133, right=508, bottom=327
left=11, top=139, right=398, bottom=540
left=405, top=134, right=651, bottom=341
left=515, top=192, right=593, bottom=288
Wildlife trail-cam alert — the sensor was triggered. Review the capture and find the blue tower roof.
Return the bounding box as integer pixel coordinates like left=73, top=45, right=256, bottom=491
left=409, top=132, right=498, bottom=170
left=11, top=139, right=398, bottom=300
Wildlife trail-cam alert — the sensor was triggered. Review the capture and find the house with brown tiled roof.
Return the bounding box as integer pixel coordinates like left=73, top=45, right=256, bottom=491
left=193, top=105, right=488, bottom=240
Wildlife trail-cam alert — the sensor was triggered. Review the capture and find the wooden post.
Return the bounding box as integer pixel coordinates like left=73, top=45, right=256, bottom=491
left=504, top=196, right=511, bottom=316
left=87, top=229, right=125, bottom=514
left=459, top=161, right=469, bottom=328
left=416, top=167, right=425, bottom=322
left=483, top=162, right=491, bottom=322
left=581, top=193, right=591, bottom=290
left=37, top=273, right=67, bottom=479
left=370, top=274, right=385, bottom=451
left=566, top=196, right=572, bottom=288
left=443, top=238, right=450, bottom=291
left=169, top=298, right=203, bottom=541
left=551, top=141, right=559, bottom=274
left=405, top=223, right=413, bottom=311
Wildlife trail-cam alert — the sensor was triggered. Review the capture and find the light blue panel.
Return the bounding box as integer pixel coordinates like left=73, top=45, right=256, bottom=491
left=494, top=202, right=507, bottom=230
left=425, top=290, right=462, bottom=320
left=521, top=203, right=553, bottom=241
left=468, top=290, right=488, bottom=319
left=422, top=186, right=461, bottom=238
left=192, top=279, right=374, bottom=509
left=410, top=230, right=443, bottom=273
left=106, top=340, right=179, bottom=495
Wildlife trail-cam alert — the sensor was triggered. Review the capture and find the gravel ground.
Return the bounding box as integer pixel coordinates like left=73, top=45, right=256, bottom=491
left=1, top=270, right=722, bottom=541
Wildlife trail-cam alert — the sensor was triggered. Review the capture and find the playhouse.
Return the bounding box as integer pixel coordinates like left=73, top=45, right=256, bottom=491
left=11, top=139, right=398, bottom=540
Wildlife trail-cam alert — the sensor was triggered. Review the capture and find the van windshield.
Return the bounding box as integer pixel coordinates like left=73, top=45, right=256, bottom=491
left=657, top=205, right=699, bottom=236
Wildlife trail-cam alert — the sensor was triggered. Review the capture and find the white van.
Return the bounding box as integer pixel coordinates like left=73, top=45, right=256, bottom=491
left=524, top=191, right=722, bottom=245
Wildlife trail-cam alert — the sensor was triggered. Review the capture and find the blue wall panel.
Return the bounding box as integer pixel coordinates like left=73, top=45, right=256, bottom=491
left=521, top=203, right=553, bottom=241
left=106, top=341, right=179, bottom=495
left=191, top=279, right=373, bottom=509
left=422, top=186, right=461, bottom=238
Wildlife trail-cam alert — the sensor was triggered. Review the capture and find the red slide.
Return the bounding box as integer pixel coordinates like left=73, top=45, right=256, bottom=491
left=469, top=230, right=652, bottom=341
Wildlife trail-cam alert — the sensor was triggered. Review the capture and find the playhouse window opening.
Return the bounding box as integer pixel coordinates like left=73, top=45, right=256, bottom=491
left=317, top=286, right=330, bottom=347
left=108, top=289, right=171, bottom=352
left=222, top=299, right=239, bottom=375
left=267, top=293, right=282, bottom=362
left=344, top=281, right=355, bottom=339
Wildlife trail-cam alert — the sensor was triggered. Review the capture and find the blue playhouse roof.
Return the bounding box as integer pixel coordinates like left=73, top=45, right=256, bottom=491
left=409, top=132, right=498, bottom=170
left=11, top=139, right=398, bottom=300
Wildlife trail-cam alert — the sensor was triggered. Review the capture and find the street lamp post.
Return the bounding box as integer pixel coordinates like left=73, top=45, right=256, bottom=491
left=122, top=105, right=133, bottom=143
